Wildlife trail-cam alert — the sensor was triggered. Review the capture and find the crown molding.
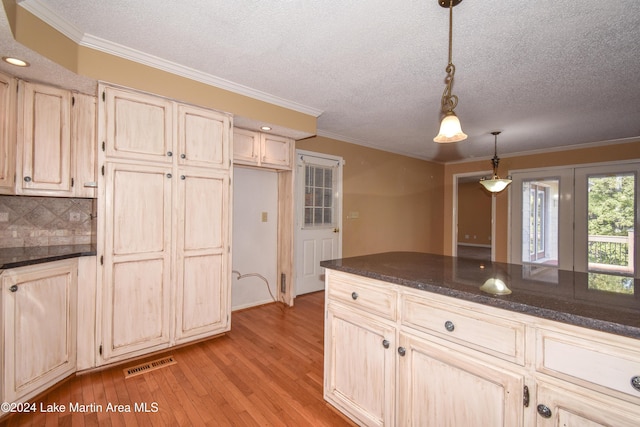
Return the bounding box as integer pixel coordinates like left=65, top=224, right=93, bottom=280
left=18, top=0, right=324, bottom=118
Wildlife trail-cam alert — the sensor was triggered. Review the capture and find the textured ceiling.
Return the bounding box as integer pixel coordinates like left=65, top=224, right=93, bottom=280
left=2, top=0, right=640, bottom=163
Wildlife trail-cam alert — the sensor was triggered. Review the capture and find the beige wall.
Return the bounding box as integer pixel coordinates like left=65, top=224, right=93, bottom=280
left=297, top=136, right=444, bottom=257
left=457, top=181, right=492, bottom=246
left=444, top=140, right=640, bottom=262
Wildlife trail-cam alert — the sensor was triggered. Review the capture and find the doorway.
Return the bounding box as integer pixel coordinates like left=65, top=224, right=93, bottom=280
left=294, top=150, right=343, bottom=296
left=453, top=172, right=493, bottom=261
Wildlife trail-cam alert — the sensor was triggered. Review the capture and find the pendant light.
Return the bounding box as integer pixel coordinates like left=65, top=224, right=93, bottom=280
left=479, top=131, right=512, bottom=193
left=433, top=0, right=467, bottom=143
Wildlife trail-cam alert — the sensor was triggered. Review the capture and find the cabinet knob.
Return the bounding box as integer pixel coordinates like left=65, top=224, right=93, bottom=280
left=444, top=320, right=455, bottom=332
left=166, top=173, right=172, bottom=178
left=23, top=176, right=31, bottom=182
left=9, top=285, right=18, bottom=292
left=180, top=154, right=186, bottom=159
left=536, top=404, right=552, bottom=419
left=180, top=175, right=186, bottom=180
left=167, top=151, right=173, bottom=157
left=382, top=339, right=390, bottom=349
left=631, top=376, right=640, bottom=392
left=351, top=292, right=358, bottom=300
left=397, top=346, right=406, bottom=357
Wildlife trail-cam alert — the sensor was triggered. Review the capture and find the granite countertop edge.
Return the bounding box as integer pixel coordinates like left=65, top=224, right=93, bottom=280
left=0, top=245, right=97, bottom=270
left=321, top=260, right=640, bottom=341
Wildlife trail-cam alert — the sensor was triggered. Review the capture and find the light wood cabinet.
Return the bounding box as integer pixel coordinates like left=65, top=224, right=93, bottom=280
left=233, top=128, right=293, bottom=170
left=325, top=269, right=525, bottom=426
left=324, top=269, right=640, bottom=426
left=72, top=93, right=98, bottom=198
left=0, top=72, right=16, bottom=194
left=397, top=332, right=524, bottom=426
left=1, top=259, right=77, bottom=404
left=15, top=80, right=97, bottom=197
left=325, top=303, right=395, bottom=426
left=178, top=104, right=230, bottom=169
left=98, top=83, right=231, bottom=364
left=17, top=81, right=72, bottom=195
left=101, top=162, right=172, bottom=361
left=102, top=85, right=173, bottom=163
left=174, top=168, right=230, bottom=342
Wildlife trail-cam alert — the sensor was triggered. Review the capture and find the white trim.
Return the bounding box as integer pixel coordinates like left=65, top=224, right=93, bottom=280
left=19, top=0, right=324, bottom=118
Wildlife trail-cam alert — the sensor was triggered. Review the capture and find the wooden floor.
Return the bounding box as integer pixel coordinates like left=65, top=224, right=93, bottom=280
left=2, top=291, right=355, bottom=427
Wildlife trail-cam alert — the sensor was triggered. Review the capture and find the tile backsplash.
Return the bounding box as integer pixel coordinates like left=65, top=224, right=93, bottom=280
left=0, top=196, right=96, bottom=248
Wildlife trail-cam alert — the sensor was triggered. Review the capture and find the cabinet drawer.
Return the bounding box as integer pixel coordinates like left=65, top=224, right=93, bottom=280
left=327, top=272, right=397, bottom=321
left=537, top=329, right=640, bottom=400
left=401, top=294, right=525, bottom=364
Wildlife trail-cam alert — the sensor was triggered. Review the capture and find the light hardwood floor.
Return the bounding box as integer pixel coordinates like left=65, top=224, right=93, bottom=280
left=1, top=291, right=355, bottom=427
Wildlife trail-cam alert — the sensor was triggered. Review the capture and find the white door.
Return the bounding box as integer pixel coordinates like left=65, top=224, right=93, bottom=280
left=295, top=150, right=343, bottom=296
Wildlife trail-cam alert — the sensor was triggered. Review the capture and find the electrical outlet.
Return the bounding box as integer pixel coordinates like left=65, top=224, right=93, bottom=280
left=261, top=212, right=268, bottom=222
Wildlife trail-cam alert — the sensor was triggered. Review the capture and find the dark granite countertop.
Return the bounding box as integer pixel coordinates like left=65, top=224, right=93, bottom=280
left=0, top=244, right=97, bottom=269
left=321, top=252, right=640, bottom=340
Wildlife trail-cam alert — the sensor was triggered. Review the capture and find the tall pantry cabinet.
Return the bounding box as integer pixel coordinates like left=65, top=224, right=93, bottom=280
left=97, top=84, right=232, bottom=364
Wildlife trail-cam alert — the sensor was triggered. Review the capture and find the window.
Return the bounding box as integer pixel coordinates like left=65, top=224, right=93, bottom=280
left=511, top=162, right=639, bottom=281
left=303, top=164, right=335, bottom=227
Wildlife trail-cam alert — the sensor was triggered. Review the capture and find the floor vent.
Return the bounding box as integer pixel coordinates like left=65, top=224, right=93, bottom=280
left=123, top=355, right=176, bottom=378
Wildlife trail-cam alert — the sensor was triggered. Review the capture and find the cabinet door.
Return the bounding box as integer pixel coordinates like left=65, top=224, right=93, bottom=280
left=174, top=168, right=230, bottom=342
left=178, top=104, right=230, bottom=169
left=397, top=333, right=525, bottom=427
left=17, top=81, right=72, bottom=195
left=101, top=162, right=172, bottom=362
left=2, top=259, right=77, bottom=403
left=0, top=73, right=16, bottom=194
left=535, top=381, right=640, bottom=426
left=324, top=304, right=395, bottom=427
left=232, top=128, right=260, bottom=166
left=260, top=134, right=292, bottom=169
left=102, top=85, right=173, bottom=163
left=72, top=93, right=97, bottom=198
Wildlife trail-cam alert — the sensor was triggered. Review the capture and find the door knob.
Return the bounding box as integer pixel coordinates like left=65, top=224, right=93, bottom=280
left=333, top=228, right=340, bottom=233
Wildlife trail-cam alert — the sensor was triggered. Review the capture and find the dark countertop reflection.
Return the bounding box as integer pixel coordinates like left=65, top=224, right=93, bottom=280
left=0, top=244, right=97, bottom=270
left=321, top=252, right=640, bottom=340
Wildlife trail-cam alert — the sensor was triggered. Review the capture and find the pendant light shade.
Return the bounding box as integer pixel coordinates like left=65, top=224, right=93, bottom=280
left=434, top=111, right=467, bottom=143
left=479, top=131, right=512, bottom=193
left=433, top=0, right=467, bottom=143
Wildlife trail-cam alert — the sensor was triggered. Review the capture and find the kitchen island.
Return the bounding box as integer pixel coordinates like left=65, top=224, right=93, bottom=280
left=321, top=252, right=640, bottom=426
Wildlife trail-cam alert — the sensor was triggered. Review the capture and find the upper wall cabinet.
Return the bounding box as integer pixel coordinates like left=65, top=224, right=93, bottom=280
left=233, top=128, right=294, bottom=170
left=14, top=80, right=97, bottom=197
left=17, top=81, right=72, bottom=195
left=102, top=85, right=173, bottom=164
left=0, top=73, right=16, bottom=195
left=178, top=104, right=230, bottom=169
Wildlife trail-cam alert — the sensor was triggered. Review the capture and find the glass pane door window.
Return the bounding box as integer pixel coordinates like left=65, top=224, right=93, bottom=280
left=511, top=170, right=573, bottom=270
left=512, top=162, right=639, bottom=280
left=575, top=164, right=639, bottom=278
left=304, top=164, right=336, bottom=228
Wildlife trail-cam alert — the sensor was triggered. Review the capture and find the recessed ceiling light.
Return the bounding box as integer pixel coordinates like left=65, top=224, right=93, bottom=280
left=2, top=56, right=30, bottom=67
left=260, top=126, right=272, bottom=131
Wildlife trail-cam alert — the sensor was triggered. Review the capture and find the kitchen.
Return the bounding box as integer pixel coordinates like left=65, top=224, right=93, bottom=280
left=1, top=0, right=640, bottom=425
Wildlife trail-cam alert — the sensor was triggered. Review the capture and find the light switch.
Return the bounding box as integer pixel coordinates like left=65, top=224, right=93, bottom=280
left=261, top=212, right=268, bottom=222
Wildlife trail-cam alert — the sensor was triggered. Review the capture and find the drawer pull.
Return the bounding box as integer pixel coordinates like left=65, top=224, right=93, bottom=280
left=382, top=339, right=390, bottom=349
left=9, top=285, right=18, bottom=292
left=537, top=404, right=552, bottom=418
left=397, top=347, right=406, bottom=357
left=631, top=376, right=640, bottom=392
left=351, top=292, right=358, bottom=300
left=444, top=320, right=455, bottom=332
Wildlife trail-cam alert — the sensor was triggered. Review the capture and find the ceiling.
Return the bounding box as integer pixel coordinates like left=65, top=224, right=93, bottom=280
left=1, top=0, right=640, bottom=163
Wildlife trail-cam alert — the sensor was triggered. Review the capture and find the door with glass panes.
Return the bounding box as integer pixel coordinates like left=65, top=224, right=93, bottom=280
left=511, top=163, right=639, bottom=285
left=294, top=151, right=343, bottom=295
